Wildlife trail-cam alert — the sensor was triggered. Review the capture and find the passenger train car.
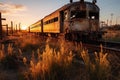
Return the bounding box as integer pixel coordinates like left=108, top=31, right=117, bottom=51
left=29, top=0, right=102, bottom=41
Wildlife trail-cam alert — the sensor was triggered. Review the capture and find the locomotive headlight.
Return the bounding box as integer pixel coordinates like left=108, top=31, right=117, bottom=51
left=91, top=16, right=95, bottom=19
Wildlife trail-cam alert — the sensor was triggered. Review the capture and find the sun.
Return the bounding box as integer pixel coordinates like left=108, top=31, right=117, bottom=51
left=21, top=25, right=27, bottom=30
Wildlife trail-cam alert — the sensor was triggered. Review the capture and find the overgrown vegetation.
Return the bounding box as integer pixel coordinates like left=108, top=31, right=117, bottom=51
left=0, top=34, right=119, bottom=80
left=102, top=29, right=120, bottom=42
left=81, top=45, right=110, bottom=80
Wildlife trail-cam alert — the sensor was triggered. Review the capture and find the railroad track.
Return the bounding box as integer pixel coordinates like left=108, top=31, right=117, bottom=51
left=83, top=43, right=120, bottom=57
left=98, top=40, right=120, bottom=49
left=84, top=40, right=120, bottom=50
left=49, top=36, right=120, bottom=56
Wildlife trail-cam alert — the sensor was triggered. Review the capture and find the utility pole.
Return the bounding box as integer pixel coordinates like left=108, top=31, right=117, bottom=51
left=6, top=24, right=8, bottom=36
left=16, top=24, right=17, bottom=32
left=28, top=27, right=30, bottom=33
left=116, top=16, right=117, bottom=25
left=0, top=12, right=6, bottom=40
left=110, top=13, right=113, bottom=26
left=116, top=16, right=120, bottom=25
left=19, top=23, right=21, bottom=32
left=107, top=19, right=109, bottom=26
left=11, top=21, right=13, bottom=35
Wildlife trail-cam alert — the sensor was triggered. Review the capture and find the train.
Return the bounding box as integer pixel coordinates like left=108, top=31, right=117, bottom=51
left=29, top=0, right=103, bottom=41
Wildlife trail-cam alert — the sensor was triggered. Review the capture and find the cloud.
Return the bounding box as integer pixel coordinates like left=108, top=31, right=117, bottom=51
left=0, top=2, right=26, bottom=15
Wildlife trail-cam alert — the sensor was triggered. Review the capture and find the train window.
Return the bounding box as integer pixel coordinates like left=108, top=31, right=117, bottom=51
left=50, top=19, right=54, bottom=23
left=44, top=17, right=58, bottom=25
left=71, top=11, right=86, bottom=19
left=89, top=12, right=99, bottom=19
left=54, top=17, right=58, bottom=22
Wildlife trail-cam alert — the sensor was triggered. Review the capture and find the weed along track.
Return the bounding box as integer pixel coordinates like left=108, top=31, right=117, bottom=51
left=0, top=33, right=120, bottom=80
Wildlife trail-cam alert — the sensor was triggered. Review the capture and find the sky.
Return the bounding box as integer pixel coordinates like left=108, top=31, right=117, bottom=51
left=0, top=0, right=120, bottom=30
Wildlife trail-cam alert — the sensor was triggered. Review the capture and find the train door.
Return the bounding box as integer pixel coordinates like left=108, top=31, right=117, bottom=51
left=60, top=11, right=64, bottom=33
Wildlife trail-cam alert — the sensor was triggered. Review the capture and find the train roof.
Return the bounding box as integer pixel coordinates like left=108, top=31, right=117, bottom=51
left=44, top=1, right=99, bottom=18
left=30, top=20, right=41, bottom=26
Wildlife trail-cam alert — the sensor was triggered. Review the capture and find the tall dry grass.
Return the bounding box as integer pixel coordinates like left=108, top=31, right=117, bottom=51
left=19, top=36, right=113, bottom=80
left=0, top=33, right=117, bottom=80
left=0, top=32, right=117, bottom=80
left=0, top=43, right=23, bottom=70
left=80, top=45, right=111, bottom=80
left=25, top=38, right=74, bottom=80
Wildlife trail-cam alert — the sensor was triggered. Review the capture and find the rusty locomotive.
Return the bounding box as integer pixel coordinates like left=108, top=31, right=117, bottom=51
left=29, top=0, right=102, bottom=41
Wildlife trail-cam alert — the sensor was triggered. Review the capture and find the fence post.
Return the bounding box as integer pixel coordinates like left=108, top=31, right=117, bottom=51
left=0, top=13, right=6, bottom=40
left=11, top=21, right=13, bottom=35
left=6, top=24, right=8, bottom=36
left=19, top=23, right=21, bottom=32
left=0, top=13, right=2, bottom=40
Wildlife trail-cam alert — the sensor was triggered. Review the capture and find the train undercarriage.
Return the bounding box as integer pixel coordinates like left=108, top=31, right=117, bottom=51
left=65, top=31, right=103, bottom=42
left=31, top=31, right=103, bottom=42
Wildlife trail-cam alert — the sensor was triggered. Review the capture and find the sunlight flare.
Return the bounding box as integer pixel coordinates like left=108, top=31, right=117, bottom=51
left=21, top=25, right=27, bottom=30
